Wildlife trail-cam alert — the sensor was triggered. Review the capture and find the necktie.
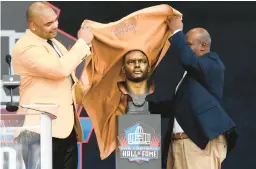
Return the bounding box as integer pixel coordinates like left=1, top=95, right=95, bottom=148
left=47, top=39, right=61, bottom=57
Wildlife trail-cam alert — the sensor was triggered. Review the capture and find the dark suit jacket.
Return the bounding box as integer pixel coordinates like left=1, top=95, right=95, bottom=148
left=148, top=31, right=237, bottom=168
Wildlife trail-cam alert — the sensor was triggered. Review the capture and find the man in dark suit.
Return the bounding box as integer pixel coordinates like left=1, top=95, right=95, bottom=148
left=149, top=16, right=237, bottom=169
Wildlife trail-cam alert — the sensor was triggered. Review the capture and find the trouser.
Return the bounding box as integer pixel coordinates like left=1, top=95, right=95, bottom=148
left=16, top=128, right=78, bottom=169
left=167, top=134, right=227, bottom=169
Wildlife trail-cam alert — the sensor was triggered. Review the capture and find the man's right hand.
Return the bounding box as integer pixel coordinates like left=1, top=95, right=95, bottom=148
left=77, top=26, right=94, bottom=45
left=166, top=16, right=183, bottom=34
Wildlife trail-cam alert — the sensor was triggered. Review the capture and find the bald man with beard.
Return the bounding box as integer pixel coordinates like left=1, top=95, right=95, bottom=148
left=12, top=2, right=93, bottom=169
left=150, top=17, right=237, bottom=169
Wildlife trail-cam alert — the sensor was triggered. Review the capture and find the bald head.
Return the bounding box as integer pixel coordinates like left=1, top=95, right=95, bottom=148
left=186, top=28, right=211, bottom=56
left=26, top=2, right=58, bottom=39
left=26, top=2, right=53, bottom=22
left=188, top=28, right=211, bottom=47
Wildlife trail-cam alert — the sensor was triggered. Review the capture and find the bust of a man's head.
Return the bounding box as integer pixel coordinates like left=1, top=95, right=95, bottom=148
left=120, top=50, right=153, bottom=113
left=122, top=50, right=150, bottom=83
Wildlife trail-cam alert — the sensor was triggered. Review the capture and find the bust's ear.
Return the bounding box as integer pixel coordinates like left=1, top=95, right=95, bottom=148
left=122, top=66, right=126, bottom=74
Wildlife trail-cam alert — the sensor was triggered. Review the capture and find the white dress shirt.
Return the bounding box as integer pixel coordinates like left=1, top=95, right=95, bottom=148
left=173, top=71, right=187, bottom=134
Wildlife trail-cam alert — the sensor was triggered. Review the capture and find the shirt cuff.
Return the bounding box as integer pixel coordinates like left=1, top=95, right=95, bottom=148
left=78, top=39, right=90, bottom=50
left=173, top=29, right=182, bottom=35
